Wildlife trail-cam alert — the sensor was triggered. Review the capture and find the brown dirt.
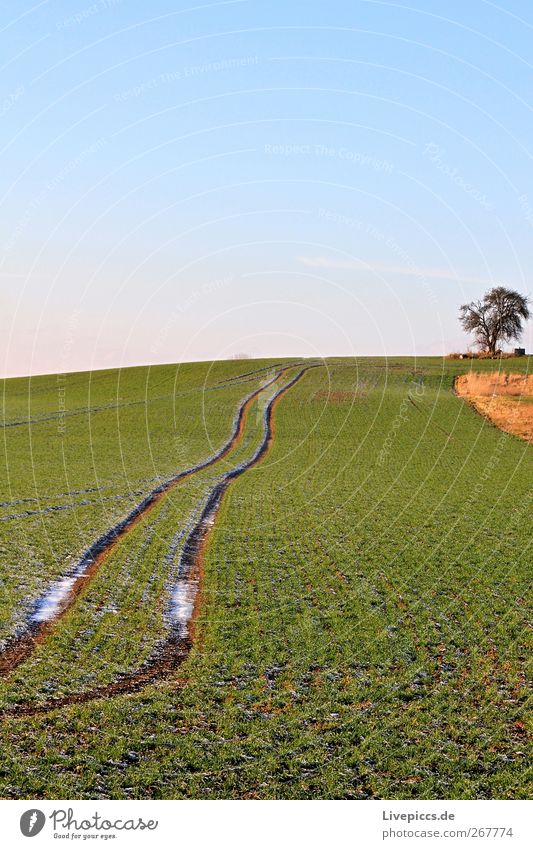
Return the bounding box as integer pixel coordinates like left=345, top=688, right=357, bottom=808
left=455, top=372, right=533, bottom=444
left=1, top=639, right=189, bottom=718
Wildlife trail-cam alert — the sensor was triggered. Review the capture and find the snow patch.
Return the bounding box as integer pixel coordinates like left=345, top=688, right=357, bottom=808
left=31, top=576, right=78, bottom=623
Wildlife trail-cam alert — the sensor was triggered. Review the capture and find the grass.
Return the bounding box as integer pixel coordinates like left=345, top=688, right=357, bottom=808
left=0, top=359, right=280, bottom=644
left=0, top=356, right=531, bottom=799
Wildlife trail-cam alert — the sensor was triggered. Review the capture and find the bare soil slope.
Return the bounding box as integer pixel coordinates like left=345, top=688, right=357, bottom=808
left=455, top=372, right=533, bottom=443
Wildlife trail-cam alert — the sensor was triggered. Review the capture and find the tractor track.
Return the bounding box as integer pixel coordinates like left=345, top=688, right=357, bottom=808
left=0, top=365, right=315, bottom=719
left=0, top=366, right=300, bottom=679
left=0, top=362, right=301, bottom=429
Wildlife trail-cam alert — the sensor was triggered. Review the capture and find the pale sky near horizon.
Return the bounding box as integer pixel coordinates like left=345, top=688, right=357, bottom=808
left=1, top=0, right=533, bottom=377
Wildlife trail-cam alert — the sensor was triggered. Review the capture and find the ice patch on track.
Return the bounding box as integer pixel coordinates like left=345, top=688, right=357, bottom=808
left=31, top=576, right=78, bottom=623
left=169, top=579, right=199, bottom=637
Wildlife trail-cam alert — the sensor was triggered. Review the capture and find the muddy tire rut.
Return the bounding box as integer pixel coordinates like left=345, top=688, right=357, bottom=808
left=0, top=366, right=316, bottom=718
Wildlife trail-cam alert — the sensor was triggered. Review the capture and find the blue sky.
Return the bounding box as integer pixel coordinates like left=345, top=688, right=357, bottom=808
left=1, top=0, right=532, bottom=375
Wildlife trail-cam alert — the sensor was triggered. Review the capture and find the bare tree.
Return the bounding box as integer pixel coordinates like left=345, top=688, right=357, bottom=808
left=459, top=286, right=530, bottom=355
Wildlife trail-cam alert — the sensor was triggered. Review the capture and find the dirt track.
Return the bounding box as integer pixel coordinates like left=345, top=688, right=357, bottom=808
left=0, top=368, right=293, bottom=680
left=0, top=366, right=315, bottom=718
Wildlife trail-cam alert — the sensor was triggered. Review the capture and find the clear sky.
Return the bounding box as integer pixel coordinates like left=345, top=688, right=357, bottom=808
left=1, top=0, right=532, bottom=376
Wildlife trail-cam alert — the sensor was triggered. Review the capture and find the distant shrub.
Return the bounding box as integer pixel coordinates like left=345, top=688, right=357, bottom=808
left=446, top=350, right=521, bottom=360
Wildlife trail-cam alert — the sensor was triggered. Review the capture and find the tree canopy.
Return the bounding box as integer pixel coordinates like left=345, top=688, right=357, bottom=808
left=459, top=286, right=530, bottom=354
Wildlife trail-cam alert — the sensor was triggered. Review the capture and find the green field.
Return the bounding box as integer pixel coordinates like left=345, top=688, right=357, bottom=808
left=0, top=357, right=531, bottom=799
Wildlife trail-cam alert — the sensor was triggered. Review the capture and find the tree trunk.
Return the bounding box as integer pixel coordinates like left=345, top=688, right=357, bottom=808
left=487, top=335, right=498, bottom=355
